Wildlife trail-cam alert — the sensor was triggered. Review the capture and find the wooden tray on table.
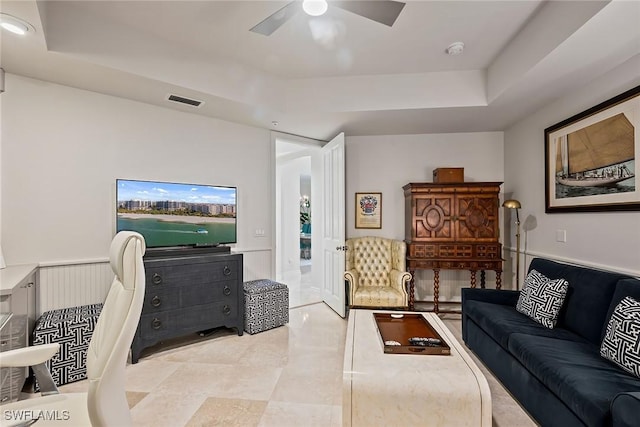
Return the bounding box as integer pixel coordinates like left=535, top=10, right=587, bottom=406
left=373, top=313, right=450, bottom=355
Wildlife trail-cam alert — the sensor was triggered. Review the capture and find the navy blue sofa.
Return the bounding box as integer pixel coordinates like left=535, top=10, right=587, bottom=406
left=462, top=258, right=640, bottom=427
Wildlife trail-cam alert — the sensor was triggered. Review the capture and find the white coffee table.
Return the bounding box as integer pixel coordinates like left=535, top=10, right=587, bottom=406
left=343, top=309, right=491, bottom=426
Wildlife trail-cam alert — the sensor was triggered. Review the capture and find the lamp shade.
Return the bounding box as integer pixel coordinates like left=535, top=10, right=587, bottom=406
left=502, top=199, right=521, bottom=209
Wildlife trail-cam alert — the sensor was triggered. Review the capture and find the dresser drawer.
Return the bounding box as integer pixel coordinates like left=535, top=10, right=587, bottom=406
left=145, top=259, right=240, bottom=288
left=180, top=281, right=238, bottom=306
left=139, top=301, right=239, bottom=340
left=408, top=259, right=436, bottom=269
left=474, top=244, right=501, bottom=259
left=408, top=244, right=437, bottom=258
left=142, top=289, right=181, bottom=313
left=143, top=281, right=238, bottom=313
left=438, top=244, right=473, bottom=258
left=0, top=334, right=23, bottom=352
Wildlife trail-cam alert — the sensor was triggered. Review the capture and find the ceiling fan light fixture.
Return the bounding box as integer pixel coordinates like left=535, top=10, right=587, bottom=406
left=0, top=13, right=33, bottom=35
left=303, top=0, right=328, bottom=17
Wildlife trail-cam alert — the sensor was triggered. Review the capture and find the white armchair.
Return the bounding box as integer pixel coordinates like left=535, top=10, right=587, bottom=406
left=344, top=236, right=412, bottom=309
left=0, top=231, right=146, bottom=427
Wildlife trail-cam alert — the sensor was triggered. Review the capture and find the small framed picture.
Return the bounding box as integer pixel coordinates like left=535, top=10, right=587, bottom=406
left=355, top=192, right=382, bottom=229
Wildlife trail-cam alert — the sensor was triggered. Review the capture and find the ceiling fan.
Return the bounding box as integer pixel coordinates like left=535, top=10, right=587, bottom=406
left=250, top=0, right=406, bottom=36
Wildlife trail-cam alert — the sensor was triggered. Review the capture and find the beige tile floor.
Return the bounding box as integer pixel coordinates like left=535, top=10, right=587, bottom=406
left=55, top=303, right=536, bottom=426
left=282, top=259, right=322, bottom=309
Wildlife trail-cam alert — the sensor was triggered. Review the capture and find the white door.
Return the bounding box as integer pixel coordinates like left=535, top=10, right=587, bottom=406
left=321, top=133, right=346, bottom=317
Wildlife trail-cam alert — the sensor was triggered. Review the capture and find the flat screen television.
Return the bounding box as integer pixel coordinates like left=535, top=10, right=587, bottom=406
left=116, top=179, right=237, bottom=248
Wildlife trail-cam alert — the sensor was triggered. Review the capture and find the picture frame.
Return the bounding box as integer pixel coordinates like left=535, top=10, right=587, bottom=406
left=355, top=192, right=382, bottom=229
left=544, top=85, right=640, bottom=213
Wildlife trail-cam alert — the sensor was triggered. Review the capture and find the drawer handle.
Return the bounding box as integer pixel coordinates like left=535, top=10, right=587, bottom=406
left=222, top=305, right=231, bottom=316
left=223, top=266, right=231, bottom=276
left=0, top=340, right=7, bottom=346
left=223, top=286, right=232, bottom=296
left=152, top=273, right=163, bottom=285
left=151, top=296, right=162, bottom=307
left=1, top=396, right=8, bottom=402
left=151, top=318, right=162, bottom=330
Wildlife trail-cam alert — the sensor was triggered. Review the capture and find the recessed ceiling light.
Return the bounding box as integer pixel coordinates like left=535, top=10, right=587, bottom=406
left=0, top=13, right=35, bottom=36
left=446, top=42, right=465, bottom=56
left=303, top=0, right=328, bottom=17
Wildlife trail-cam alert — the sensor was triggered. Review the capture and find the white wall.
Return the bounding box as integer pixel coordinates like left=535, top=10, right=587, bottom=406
left=345, top=132, right=505, bottom=239
left=504, top=57, right=640, bottom=276
left=1, top=74, right=272, bottom=265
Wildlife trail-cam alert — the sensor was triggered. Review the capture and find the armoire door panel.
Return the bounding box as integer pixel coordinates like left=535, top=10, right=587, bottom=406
left=414, top=195, right=454, bottom=240
left=456, top=195, right=499, bottom=241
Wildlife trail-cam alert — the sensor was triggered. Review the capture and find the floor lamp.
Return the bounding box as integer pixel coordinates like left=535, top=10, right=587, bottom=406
left=502, top=199, right=521, bottom=290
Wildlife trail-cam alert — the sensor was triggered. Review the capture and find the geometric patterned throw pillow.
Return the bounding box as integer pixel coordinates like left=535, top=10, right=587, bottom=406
left=516, top=269, right=569, bottom=329
left=600, top=296, right=640, bottom=378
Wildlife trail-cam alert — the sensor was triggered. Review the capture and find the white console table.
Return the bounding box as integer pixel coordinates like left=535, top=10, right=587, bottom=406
left=0, top=264, right=37, bottom=402
left=0, top=264, right=38, bottom=344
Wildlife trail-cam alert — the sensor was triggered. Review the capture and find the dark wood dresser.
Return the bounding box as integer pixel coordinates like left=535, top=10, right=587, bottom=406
left=131, top=248, right=243, bottom=363
left=403, top=182, right=503, bottom=312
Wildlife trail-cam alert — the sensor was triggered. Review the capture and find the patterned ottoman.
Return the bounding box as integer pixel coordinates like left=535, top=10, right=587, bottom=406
left=243, top=280, right=289, bottom=334
left=32, top=304, right=103, bottom=390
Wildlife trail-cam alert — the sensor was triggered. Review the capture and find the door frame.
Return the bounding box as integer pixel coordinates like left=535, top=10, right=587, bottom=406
left=270, top=132, right=324, bottom=284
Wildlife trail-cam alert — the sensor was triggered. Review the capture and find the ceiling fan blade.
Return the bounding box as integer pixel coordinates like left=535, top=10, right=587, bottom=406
left=333, top=0, right=405, bottom=27
left=250, top=1, right=300, bottom=36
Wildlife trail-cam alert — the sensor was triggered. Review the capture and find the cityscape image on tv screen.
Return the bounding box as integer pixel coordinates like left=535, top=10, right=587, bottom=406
left=116, top=179, right=237, bottom=248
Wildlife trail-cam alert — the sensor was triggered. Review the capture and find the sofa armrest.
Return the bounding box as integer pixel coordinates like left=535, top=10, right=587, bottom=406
left=611, top=392, right=640, bottom=427
left=461, top=288, right=520, bottom=307
left=461, top=289, right=519, bottom=344
left=344, top=269, right=359, bottom=306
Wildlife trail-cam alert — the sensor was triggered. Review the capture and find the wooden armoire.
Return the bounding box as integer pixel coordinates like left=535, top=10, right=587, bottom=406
left=403, top=182, right=503, bottom=312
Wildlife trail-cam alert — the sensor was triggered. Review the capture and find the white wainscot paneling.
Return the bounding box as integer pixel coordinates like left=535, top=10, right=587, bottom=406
left=37, top=249, right=273, bottom=316
left=38, top=262, right=112, bottom=316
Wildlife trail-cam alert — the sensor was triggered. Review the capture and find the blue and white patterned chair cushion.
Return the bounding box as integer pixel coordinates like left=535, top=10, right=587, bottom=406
left=600, top=296, right=640, bottom=378
left=516, top=269, right=568, bottom=329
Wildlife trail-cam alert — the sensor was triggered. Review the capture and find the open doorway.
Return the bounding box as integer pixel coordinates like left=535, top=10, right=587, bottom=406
left=275, top=137, right=322, bottom=308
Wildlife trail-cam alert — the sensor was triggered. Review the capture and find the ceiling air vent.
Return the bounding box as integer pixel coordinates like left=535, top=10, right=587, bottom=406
left=167, top=94, right=203, bottom=107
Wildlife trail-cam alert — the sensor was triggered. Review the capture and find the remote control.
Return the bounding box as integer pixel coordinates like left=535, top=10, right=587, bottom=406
left=409, top=337, right=442, bottom=347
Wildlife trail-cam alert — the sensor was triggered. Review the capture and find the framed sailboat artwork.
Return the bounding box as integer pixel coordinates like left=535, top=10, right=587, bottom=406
left=545, top=85, right=640, bottom=213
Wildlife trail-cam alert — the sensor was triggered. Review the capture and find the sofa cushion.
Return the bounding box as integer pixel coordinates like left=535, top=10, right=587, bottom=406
left=611, top=392, right=640, bottom=427
left=602, top=278, right=640, bottom=343
left=464, top=300, right=587, bottom=350
left=529, top=258, right=627, bottom=346
left=508, top=333, right=640, bottom=426
left=600, top=296, right=640, bottom=378
left=517, top=269, right=568, bottom=328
